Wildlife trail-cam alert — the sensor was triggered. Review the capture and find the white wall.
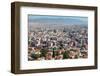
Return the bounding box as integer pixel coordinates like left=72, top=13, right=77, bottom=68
left=0, top=0, right=100, bottom=76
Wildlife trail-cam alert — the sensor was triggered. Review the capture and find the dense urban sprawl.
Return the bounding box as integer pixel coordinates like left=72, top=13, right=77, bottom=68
left=28, top=24, right=88, bottom=61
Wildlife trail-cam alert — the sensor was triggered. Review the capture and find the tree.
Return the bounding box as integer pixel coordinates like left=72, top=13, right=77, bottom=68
left=63, top=51, right=69, bottom=59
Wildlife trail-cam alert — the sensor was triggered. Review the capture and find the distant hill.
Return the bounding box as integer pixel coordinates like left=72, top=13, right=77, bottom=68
left=28, top=15, right=88, bottom=26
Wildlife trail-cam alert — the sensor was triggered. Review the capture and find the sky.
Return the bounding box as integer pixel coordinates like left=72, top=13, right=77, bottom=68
left=28, top=15, right=88, bottom=26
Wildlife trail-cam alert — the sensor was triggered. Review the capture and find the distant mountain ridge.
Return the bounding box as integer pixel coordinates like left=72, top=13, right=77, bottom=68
left=29, top=15, right=88, bottom=26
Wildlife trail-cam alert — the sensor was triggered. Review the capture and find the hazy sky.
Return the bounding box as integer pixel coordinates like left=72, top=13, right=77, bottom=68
left=28, top=15, right=88, bottom=25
